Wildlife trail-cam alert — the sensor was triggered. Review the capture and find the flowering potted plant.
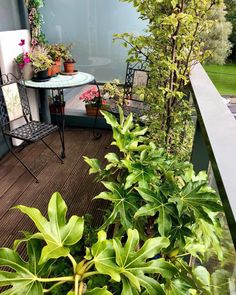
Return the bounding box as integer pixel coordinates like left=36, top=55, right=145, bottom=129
left=80, top=86, right=107, bottom=116
left=29, top=45, right=53, bottom=81
left=14, top=39, right=33, bottom=80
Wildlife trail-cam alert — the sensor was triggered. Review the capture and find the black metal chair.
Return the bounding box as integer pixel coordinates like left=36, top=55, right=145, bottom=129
left=0, top=73, right=63, bottom=182
left=109, top=60, right=149, bottom=118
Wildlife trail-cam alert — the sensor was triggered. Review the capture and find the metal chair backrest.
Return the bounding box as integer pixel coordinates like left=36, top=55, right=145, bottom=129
left=0, top=73, right=31, bottom=131
left=123, top=60, right=149, bottom=102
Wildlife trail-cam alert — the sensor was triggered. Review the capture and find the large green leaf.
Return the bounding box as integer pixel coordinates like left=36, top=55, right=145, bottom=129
left=91, top=231, right=120, bottom=282
left=169, top=180, right=222, bottom=218
left=165, top=278, right=193, bottom=295
left=94, top=182, right=139, bottom=230
left=135, top=187, right=173, bottom=236
left=0, top=248, right=43, bottom=294
left=112, top=229, right=176, bottom=294
left=15, top=192, right=84, bottom=264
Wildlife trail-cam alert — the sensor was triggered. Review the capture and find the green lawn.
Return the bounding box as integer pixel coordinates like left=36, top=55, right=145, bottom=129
left=203, top=63, right=236, bottom=95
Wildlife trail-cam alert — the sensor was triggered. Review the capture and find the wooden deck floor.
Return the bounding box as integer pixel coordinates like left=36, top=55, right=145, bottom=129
left=0, top=128, right=112, bottom=249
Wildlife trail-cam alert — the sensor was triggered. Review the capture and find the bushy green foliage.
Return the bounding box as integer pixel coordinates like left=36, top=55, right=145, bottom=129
left=225, top=0, right=236, bottom=60
left=115, top=0, right=224, bottom=159
left=0, top=110, right=233, bottom=294
left=85, top=109, right=223, bottom=259
left=203, top=4, right=232, bottom=64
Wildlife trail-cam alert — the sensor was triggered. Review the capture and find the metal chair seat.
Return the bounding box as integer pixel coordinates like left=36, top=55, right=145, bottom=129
left=5, top=121, right=59, bottom=142
left=0, top=73, right=63, bottom=182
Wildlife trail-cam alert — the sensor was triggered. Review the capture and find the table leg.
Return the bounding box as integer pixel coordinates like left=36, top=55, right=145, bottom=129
left=52, top=89, right=66, bottom=158
left=39, top=89, right=51, bottom=123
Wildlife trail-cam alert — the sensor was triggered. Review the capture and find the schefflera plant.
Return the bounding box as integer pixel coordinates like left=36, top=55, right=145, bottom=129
left=0, top=192, right=188, bottom=295
left=84, top=108, right=223, bottom=262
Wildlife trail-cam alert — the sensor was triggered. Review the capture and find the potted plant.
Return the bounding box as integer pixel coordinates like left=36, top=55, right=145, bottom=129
left=47, top=43, right=67, bottom=75
left=14, top=39, right=33, bottom=80
left=61, top=44, right=76, bottom=73
left=79, top=86, right=105, bottom=116
left=29, top=45, right=53, bottom=81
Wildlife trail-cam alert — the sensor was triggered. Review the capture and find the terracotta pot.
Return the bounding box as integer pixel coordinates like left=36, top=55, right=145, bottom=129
left=85, top=105, right=102, bottom=116
left=55, top=59, right=62, bottom=73
left=64, top=61, right=75, bottom=73
left=48, top=64, right=58, bottom=77
left=85, top=104, right=108, bottom=116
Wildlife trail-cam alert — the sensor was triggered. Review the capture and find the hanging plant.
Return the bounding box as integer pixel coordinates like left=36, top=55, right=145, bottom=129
left=24, top=0, right=47, bottom=46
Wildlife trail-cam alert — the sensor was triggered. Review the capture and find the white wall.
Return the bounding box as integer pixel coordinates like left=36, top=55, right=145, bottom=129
left=0, top=29, right=39, bottom=145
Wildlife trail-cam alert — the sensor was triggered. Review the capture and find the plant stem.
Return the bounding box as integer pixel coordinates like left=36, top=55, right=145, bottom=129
left=79, top=281, right=84, bottom=295
left=43, top=281, right=65, bottom=293
left=74, top=274, right=80, bottom=295
left=82, top=271, right=100, bottom=279
left=68, top=253, right=77, bottom=273
left=37, top=276, right=74, bottom=283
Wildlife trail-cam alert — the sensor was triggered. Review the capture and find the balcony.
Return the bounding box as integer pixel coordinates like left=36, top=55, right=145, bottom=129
left=0, top=1, right=235, bottom=294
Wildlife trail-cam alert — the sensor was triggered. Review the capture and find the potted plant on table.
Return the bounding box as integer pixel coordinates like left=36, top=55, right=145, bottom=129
left=47, top=43, right=67, bottom=75
left=61, top=44, right=76, bottom=74
left=29, top=45, right=53, bottom=81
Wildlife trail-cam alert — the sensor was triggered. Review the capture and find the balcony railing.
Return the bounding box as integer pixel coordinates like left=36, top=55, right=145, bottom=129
left=190, top=62, right=236, bottom=248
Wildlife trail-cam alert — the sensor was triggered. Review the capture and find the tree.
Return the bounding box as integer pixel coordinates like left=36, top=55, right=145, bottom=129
left=115, top=0, right=224, bottom=160
left=203, top=4, right=232, bottom=64
left=225, top=0, right=236, bottom=60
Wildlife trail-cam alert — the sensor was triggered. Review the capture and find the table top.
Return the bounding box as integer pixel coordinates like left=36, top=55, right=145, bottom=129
left=24, top=72, right=95, bottom=89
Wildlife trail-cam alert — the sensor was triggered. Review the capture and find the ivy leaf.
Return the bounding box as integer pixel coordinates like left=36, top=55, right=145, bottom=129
left=15, top=192, right=84, bottom=264
left=0, top=248, right=43, bottom=294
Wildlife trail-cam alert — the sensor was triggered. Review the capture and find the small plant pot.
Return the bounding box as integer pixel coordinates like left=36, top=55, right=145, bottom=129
left=85, top=104, right=102, bottom=116
left=32, top=70, right=50, bottom=82
left=85, top=104, right=108, bottom=116
left=64, top=61, right=75, bottom=73
left=55, top=59, right=62, bottom=73
left=48, top=64, right=58, bottom=77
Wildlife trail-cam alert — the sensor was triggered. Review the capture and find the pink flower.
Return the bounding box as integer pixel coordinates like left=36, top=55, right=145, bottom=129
left=18, top=39, right=25, bottom=46
left=80, top=86, right=100, bottom=103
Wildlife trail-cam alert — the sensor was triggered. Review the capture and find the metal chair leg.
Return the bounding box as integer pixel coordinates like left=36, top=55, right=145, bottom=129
left=41, top=138, right=64, bottom=163
left=9, top=148, right=39, bottom=183
left=3, top=135, right=39, bottom=182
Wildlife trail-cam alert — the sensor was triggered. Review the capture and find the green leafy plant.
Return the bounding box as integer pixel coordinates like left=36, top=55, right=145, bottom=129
left=46, top=43, right=69, bottom=61
left=25, top=0, right=47, bottom=45
left=0, top=192, right=199, bottom=295
left=114, top=0, right=224, bottom=160
left=85, top=108, right=224, bottom=262
left=29, top=45, right=53, bottom=72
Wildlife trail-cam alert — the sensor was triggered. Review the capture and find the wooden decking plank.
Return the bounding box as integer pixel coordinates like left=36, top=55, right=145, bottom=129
left=0, top=132, right=59, bottom=195
left=0, top=129, right=112, bottom=247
